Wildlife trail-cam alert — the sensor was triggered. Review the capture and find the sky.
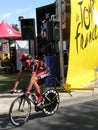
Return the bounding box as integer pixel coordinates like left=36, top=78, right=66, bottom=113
left=0, top=0, right=55, bottom=25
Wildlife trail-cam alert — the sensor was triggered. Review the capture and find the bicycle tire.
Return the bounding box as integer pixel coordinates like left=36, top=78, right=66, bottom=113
left=9, top=94, right=31, bottom=126
left=42, top=89, right=60, bottom=115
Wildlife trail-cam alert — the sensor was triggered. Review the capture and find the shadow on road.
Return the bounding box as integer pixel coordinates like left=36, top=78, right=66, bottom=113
left=0, top=112, right=47, bottom=130
left=0, top=113, right=14, bottom=130
left=0, top=100, right=98, bottom=130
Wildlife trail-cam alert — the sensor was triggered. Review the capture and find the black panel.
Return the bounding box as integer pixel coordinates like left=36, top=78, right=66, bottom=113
left=36, top=3, right=55, bottom=34
left=46, top=21, right=59, bottom=41
left=21, top=18, right=35, bottom=40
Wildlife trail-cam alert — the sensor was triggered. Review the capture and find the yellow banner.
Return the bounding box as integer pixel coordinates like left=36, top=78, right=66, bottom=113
left=66, top=0, right=98, bottom=88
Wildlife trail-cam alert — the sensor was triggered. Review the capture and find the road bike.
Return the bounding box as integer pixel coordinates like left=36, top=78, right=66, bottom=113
left=9, top=79, right=60, bottom=127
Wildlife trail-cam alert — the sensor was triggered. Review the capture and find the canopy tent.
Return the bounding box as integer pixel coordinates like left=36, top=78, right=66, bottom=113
left=0, top=20, right=21, bottom=39
left=0, top=20, right=22, bottom=72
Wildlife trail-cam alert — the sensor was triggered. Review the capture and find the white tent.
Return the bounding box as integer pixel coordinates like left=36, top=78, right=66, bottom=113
left=15, top=40, right=29, bottom=70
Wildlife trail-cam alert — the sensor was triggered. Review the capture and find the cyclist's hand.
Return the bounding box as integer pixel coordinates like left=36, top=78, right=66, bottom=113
left=10, top=88, right=22, bottom=94
left=25, top=88, right=30, bottom=96
left=10, top=89, right=17, bottom=94
left=10, top=86, right=17, bottom=94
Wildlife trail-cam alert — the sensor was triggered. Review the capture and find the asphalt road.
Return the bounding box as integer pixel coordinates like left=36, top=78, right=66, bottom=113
left=0, top=98, right=98, bottom=130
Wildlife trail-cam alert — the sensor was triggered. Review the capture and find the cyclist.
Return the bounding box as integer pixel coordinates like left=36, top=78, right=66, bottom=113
left=11, top=52, right=50, bottom=105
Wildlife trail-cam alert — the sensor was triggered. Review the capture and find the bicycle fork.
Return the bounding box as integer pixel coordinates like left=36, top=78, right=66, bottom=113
left=18, top=96, right=26, bottom=112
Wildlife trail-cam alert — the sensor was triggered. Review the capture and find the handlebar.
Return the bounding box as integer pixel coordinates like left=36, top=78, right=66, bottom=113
left=10, top=89, right=22, bottom=94
left=10, top=88, right=35, bottom=94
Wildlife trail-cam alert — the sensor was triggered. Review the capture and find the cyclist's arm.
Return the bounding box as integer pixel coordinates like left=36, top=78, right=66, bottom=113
left=13, top=66, right=25, bottom=90
left=14, top=70, right=23, bottom=88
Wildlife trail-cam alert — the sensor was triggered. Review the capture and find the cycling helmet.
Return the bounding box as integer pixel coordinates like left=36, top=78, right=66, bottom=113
left=20, top=52, right=33, bottom=62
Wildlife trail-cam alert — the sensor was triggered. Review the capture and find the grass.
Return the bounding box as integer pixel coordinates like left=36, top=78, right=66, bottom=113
left=0, top=71, right=65, bottom=93
left=0, top=72, right=30, bottom=93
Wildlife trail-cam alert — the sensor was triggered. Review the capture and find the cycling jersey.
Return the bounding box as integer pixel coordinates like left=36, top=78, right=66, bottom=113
left=21, top=59, right=50, bottom=79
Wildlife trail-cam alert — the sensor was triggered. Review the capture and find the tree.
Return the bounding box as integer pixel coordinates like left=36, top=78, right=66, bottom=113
left=11, top=24, right=19, bottom=31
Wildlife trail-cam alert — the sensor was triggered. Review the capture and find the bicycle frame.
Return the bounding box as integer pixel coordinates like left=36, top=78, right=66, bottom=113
left=9, top=88, right=60, bottom=126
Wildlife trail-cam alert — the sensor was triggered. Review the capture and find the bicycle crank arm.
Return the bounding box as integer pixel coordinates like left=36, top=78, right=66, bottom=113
left=41, top=102, right=54, bottom=109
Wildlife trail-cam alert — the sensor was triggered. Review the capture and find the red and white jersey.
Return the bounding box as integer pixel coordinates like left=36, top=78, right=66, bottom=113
left=21, top=59, right=50, bottom=78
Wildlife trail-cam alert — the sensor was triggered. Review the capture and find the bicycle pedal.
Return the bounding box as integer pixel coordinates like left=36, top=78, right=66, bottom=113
left=36, top=102, right=43, bottom=109
left=35, top=106, right=41, bottom=112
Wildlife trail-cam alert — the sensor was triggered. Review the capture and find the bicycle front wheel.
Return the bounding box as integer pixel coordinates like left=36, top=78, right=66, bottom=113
left=9, top=95, right=31, bottom=126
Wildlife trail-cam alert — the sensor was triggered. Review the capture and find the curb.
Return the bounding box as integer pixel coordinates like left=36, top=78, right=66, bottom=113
left=59, top=93, right=98, bottom=107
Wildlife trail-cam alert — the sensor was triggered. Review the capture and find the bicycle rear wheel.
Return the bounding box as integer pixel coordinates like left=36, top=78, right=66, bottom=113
left=42, top=89, right=60, bottom=115
left=9, top=95, right=31, bottom=126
